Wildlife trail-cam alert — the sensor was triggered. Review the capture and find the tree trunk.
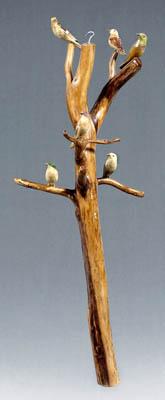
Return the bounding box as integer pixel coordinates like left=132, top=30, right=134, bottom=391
left=64, top=42, right=141, bottom=386
left=75, top=128, right=119, bottom=385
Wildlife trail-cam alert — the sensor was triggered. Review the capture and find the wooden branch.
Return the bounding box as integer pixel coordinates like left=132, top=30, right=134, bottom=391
left=90, top=57, right=142, bottom=132
left=109, top=50, right=118, bottom=79
left=88, top=138, right=120, bottom=145
left=64, top=43, right=75, bottom=83
left=98, top=178, right=144, bottom=197
left=14, top=178, right=76, bottom=203
left=65, top=43, right=96, bottom=128
left=64, top=130, right=120, bottom=147
left=63, top=130, right=77, bottom=144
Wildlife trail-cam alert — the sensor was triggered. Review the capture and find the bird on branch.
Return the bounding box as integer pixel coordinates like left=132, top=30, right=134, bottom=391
left=45, top=162, right=59, bottom=186
left=120, top=32, right=148, bottom=69
left=70, top=112, right=93, bottom=148
left=103, top=153, right=118, bottom=178
left=51, top=17, right=81, bottom=48
left=108, top=28, right=125, bottom=55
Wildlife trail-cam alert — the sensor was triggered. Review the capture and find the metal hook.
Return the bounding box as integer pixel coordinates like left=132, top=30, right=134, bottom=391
left=85, top=30, right=95, bottom=43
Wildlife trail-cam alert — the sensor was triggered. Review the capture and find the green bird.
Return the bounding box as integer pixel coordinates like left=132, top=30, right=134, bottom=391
left=120, top=33, right=148, bottom=69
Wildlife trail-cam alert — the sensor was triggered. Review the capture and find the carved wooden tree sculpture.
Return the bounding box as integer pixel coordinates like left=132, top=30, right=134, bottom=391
left=14, top=36, right=144, bottom=386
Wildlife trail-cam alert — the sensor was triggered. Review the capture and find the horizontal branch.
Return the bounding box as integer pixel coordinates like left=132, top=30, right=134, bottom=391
left=98, top=178, right=144, bottom=197
left=14, top=178, right=76, bottom=203
left=64, top=130, right=120, bottom=147
left=89, top=138, right=120, bottom=145
left=90, top=57, right=142, bottom=132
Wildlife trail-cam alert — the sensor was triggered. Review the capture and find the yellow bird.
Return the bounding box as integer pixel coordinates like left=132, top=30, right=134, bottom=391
left=120, top=33, right=148, bottom=69
left=51, top=17, right=81, bottom=48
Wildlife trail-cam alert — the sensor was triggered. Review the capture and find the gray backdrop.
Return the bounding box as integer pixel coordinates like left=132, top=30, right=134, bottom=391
left=0, top=0, right=164, bottom=399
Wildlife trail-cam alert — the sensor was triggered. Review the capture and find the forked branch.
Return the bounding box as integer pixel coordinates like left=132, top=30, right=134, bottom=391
left=98, top=178, right=144, bottom=197
left=65, top=43, right=96, bottom=127
left=14, top=178, right=76, bottom=203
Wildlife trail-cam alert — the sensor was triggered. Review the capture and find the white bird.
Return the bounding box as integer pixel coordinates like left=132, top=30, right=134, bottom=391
left=103, top=153, right=118, bottom=178
left=45, top=162, right=59, bottom=186
left=108, top=28, right=125, bottom=55
left=70, top=112, right=93, bottom=148
left=51, top=17, right=81, bottom=48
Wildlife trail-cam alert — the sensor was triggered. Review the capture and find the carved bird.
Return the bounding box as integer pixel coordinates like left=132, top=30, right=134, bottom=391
left=120, top=32, right=148, bottom=69
left=108, top=28, right=125, bottom=55
left=70, top=112, right=93, bottom=148
left=45, top=162, right=59, bottom=186
left=51, top=17, right=81, bottom=48
left=103, top=153, right=118, bottom=178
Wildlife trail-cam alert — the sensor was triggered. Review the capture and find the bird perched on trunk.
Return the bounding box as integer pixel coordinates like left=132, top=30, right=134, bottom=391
left=120, top=32, right=148, bottom=69
left=108, top=28, right=125, bottom=55
left=103, top=153, right=118, bottom=178
left=45, top=162, right=59, bottom=186
left=51, top=17, right=81, bottom=48
left=70, top=112, right=94, bottom=148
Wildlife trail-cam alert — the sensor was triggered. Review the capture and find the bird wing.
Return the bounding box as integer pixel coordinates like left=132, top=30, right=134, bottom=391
left=65, top=29, right=78, bottom=42
left=109, top=36, right=125, bottom=54
left=57, top=20, right=62, bottom=29
left=120, top=43, right=138, bottom=68
left=117, top=36, right=125, bottom=53
left=109, top=36, right=118, bottom=48
left=103, top=164, right=108, bottom=178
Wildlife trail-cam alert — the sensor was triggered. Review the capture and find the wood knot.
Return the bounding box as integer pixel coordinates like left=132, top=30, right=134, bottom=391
left=75, top=207, right=80, bottom=220
left=77, top=168, right=91, bottom=197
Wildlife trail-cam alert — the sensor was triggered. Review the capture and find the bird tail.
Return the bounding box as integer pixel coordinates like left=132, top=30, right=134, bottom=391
left=102, top=170, right=110, bottom=179
left=73, top=40, right=81, bottom=48
left=66, top=31, right=81, bottom=48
